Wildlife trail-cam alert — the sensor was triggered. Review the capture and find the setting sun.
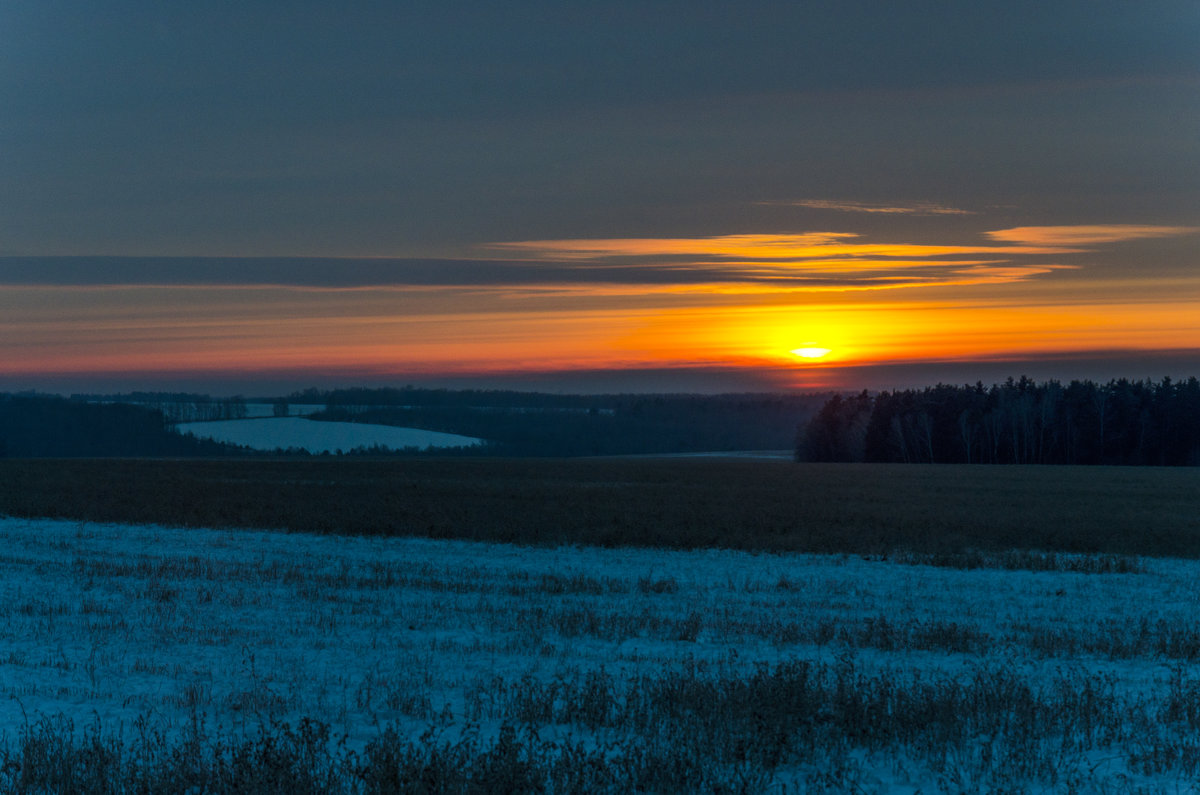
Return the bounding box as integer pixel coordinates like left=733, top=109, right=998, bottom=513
left=790, top=346, right=832, bottom=360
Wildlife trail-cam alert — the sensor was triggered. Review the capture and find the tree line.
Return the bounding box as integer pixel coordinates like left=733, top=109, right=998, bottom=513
left=71, top=392, right=249, bottom=424
left=0, top=394, right=235, bottom=457
left=312, top=390, right=827, bottom=457
left=798, top=376, right=1200, bottom=466
left=3, top=389, right=826, bottom=458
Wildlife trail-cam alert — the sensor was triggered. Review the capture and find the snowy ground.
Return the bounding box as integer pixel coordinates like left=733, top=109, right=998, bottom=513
left=2, top=516, right=1200, bottom=791
left=177, top=416, right=484, bottom=453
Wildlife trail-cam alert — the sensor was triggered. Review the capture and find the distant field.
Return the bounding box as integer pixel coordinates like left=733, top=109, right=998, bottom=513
left=1, top=458, right=1197, bottom=558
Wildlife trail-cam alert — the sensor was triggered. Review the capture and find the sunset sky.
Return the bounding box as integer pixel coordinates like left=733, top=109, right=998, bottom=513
left=2, top=2, right=1197, bottom=394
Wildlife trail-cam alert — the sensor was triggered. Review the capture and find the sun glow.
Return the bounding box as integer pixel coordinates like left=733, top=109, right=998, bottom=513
left=790, top=346, right=832, bottom=359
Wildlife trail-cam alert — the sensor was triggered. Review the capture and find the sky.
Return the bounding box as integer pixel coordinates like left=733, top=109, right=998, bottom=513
left=2, top=1, right=1198, bottom=395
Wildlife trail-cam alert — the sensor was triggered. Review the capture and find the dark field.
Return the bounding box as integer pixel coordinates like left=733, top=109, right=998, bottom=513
left=1, top=458, right=1197, bottom=558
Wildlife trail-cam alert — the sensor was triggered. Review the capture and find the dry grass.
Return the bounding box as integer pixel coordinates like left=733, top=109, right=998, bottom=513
left=1, top=458, right=1198, bottom=559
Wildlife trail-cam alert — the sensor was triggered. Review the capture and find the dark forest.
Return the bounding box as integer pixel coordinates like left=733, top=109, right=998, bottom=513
left=799, top=376, right=1200, bottom=466
left=0, top=394, right=233, bottom=457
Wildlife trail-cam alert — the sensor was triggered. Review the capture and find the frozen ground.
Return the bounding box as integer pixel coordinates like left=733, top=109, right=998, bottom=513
left=1, top=516, right=1200, bottom=791
left=177, top=416, right=483, bottom=453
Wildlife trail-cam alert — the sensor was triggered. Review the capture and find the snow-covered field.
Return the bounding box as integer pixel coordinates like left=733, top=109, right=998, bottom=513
left=3, top=516, right=1200, bottom=791
left=177, top=416, right=483, bottom=453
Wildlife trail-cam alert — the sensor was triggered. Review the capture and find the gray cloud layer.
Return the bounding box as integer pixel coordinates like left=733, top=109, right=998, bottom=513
left=0, top=257, right=562, bottom=288
left=2, top=3, right=1197, bottom=257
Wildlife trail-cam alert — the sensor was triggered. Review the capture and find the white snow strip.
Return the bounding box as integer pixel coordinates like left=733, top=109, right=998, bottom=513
left=177, top=416, right=483, bottom=453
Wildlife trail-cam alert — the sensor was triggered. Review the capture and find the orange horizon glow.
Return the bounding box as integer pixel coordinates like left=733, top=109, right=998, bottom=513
left=4, top=286, right=1198, bottom=380
left=2, top=224, right=1197, bottom=387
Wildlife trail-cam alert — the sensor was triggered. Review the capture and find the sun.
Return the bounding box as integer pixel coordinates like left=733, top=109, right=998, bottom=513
left=790, top=346, right=832, bottom=360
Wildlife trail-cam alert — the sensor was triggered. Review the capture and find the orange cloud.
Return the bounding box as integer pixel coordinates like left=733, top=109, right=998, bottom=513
left=484, top=233, right=1086, bottom=295
left=490, top=233, right=1081, bottom=261
left=489, top=233, right=854, bottom=259
left=986, top=225, right=1199, bottom=246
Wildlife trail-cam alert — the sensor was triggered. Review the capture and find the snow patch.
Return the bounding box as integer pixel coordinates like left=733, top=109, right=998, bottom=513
left=177, top=416, right=483, bottom=453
